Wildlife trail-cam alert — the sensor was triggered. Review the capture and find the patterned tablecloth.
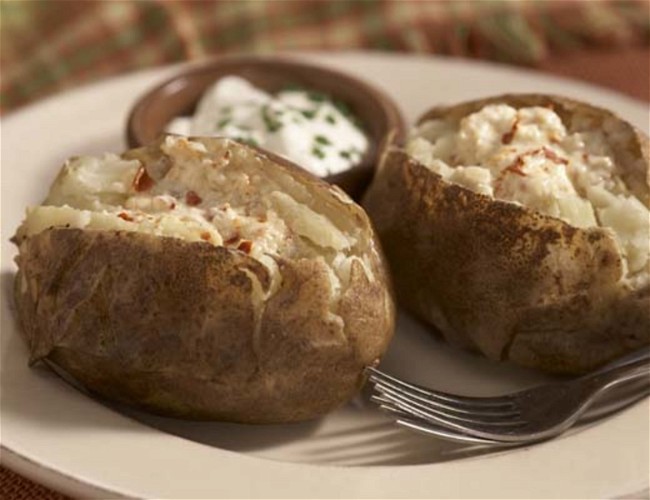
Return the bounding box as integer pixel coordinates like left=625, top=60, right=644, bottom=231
left=1, top=1, right=649, bottom=498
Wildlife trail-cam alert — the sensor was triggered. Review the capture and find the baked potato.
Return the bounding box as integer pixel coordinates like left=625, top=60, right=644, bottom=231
left=363, top=94, right=649, bottom=374
left=13, top=135, right=394, bottom=423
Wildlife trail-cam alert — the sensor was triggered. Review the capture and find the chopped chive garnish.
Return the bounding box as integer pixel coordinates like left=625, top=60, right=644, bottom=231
left=307, top=91, right=327, bottom=102
left=339, top=150, right=352, bottom=159
left=333, top=99, right=352, bottom=117
left=301, top=109, right=317, bottom=119
left=325, top=114, right=337, bottom=125
left=312, top=147, right=326, bottom=159
left=261, top=105, right=282, bottom=133
left=236, top=137, right=259, bottom=147
left=314, top=135, right=331, bottom=146
left=217, top=117, right=231, bottom=129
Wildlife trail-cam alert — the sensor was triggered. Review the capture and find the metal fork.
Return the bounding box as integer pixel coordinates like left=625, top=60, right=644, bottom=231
left=366, top=346, right=650, bottom=445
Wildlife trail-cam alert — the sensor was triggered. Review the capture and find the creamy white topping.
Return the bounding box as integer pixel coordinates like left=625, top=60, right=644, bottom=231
left=16, top=136, right=380, bottom=327
left=166, top=76, right=368, bottom=177
left=18, top=136, right=358, bottom=274
left=408, top=104, right=650, bottom=275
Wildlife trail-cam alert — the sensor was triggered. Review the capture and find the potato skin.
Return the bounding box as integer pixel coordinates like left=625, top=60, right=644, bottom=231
left=363, top=94, right=650, bottom=374
left=14, top=140, right=394, bottom=423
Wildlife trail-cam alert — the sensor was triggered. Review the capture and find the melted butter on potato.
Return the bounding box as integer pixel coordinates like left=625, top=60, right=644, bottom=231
left=408, top=103, right=650, bottom=276
left=45, top=155, right=141, bottom=210
left=16, top=135, right=370, bottom=306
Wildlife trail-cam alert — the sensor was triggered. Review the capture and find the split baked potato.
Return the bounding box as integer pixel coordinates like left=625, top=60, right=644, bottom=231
left=363, top=94, right=649, bottom=374
left=13, top=135, right=394, bottom=422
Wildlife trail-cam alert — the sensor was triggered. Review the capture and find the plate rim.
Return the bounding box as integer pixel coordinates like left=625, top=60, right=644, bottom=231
left=1, top=51, right=648, bottom=499
left=1, top=446, right=131, bottom=500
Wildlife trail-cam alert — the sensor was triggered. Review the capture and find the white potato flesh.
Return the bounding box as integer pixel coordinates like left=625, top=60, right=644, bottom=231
left=16, top=136, right=369, bottom=302
left=408, top=104, right=650, bottom=276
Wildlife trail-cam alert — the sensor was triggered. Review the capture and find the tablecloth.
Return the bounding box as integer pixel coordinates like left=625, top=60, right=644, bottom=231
left=1, top=1, right=649, bottom=498
left=2, top=0, right=649, bottom=113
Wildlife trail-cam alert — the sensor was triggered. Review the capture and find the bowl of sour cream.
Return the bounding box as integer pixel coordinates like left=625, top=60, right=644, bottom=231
left=126, top=56, right=405, bottom=199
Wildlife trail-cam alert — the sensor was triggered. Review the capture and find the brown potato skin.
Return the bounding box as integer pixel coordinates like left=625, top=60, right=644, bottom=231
left=363, top=94, right=650, bottom=374
left=13, top=139, right=394, bottom=423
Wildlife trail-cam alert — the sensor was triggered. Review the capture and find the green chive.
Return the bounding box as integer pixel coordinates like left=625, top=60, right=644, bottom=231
left=339, top=150, right=351, bottom=159
left=312, top=147, right=326, bottom=159
left=333, top=99, right=352, bottom=117
left=314, top=135, right=331, bottom=146
left=307, top=91, right=327, bottom=102
left=236, top=137, right=259, bottom=147
left=301, top=109, right=317, bottom=119
left=325, top=114, right=337, bottom=125
left=261, top=105, right=282, bottom=133
left=217, top=117, right=231, bottom=129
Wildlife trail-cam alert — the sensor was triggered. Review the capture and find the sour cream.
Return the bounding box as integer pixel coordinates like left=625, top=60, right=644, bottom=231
left=166, top=76, right=368, bottom=177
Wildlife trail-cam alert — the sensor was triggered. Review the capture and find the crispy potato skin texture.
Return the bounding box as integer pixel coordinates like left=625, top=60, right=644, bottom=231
left=363, top=94, right=650, bottom=374
left=15, top=229, right=392, bottom=422
left=14, top=140, right=394, bottom=423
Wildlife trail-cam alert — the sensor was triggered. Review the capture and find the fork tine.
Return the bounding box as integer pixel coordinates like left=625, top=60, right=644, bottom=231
left=396, top=417, right=507, bottom=446
left=375, top=386, right=528, bottom=428
left=368, top=352, right=650, bottom=445
left=387, top=389, right=650, bottom=446
left=370, top=394, right=416, bottom=419
left=375, top=370, right=650, bottom=443
left=393, top=387, right=650, bottom=445
left=372, top=380, right=521, bottom=418
left=366, top=367, right=516, bottom=409
left=374, top=389, right=520, bottom=441
left=370, top=392, right=505, bottom=426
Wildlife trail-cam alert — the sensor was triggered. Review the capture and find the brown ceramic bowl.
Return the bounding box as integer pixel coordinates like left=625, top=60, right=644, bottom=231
left=126, top=56, right=405, bottom=199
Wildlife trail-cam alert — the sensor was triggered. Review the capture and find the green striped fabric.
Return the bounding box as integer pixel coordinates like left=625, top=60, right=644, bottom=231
left=1, top=0, right=648, bottom=114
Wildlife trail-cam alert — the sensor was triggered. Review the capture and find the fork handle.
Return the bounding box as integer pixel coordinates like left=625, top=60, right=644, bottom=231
left=582, top=356, right=650, bottom=396
left=593, top=346, right=650, bottom=374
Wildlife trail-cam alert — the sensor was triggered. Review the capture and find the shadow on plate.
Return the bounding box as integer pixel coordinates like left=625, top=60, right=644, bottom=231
left=5, top=269, right=643, bottom=467
left=1, top=265, right=508, bottom=466
left=121, top=390, right=507, bottom=466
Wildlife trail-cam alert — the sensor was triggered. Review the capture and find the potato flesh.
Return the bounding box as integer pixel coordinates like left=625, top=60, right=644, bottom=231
left=408, top=104, right=649, bottom=276
left=17, top=136, right=365, bottom=296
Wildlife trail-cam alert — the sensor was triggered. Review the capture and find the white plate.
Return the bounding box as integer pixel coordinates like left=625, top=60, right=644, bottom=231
left=1, top=52, right=648, bottom=499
